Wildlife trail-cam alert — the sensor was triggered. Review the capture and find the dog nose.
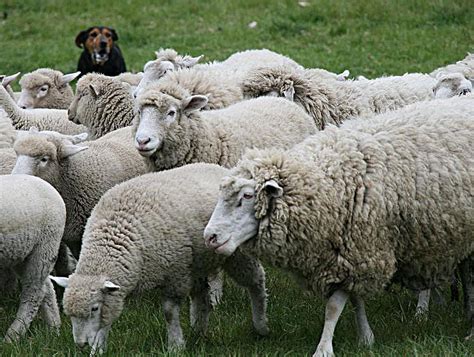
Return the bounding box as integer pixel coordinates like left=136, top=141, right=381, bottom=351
left=100, top=41, right=107, bottom=48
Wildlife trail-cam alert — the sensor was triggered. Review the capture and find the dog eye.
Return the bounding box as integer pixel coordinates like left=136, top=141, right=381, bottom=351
left=90, top=32, right=98, bottom=38
left=105, top=33, right=111, bottom=38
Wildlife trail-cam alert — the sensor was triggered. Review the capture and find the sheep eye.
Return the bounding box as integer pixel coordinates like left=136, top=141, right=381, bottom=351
left=91, top=306, right=99, bottom=312
left=168, top=110, right=176, bottom=117
left=40, top=156, right=49, bottom=163
left=243, top=193, right=254, bottom=199
left=40, top=86, right=48, bottom=92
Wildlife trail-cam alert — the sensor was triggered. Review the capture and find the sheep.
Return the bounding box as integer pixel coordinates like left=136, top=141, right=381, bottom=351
left=242, top=66, right=436, bottom=130
left=115, top=71, right=143, bottom=86
left=12, top=127, right=150, bottom=260
left=68, top=73, right=135, bottom=139
left=134, top=90, right=317, bottom=171
left=1, top=72, right=21, bottom=101
left=17, top=68, right=80, bottom=109
left=1, top=174, right=66, bottom=342
left=204, top=96, right=474, bottom=356
left=50, top=163, right=268, bottom=354
left=433, top=72, right=472, bottom=98
left=430, top=52, right=474, bottom=80
left=0, top=84, right=87, bottom=135
left=134, top=48, right=304, bottom=99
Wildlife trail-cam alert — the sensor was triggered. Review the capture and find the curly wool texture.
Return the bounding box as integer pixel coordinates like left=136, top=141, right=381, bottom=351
left=242, top=66, right=436, bottom=130
left=115, top=72, right=143, bottom=86
left=0, top=84, right=87, bottom=135
left=135, top=92, right=317, bottom=171
left=0, top=174, right=65, bottom=340
left=0, top=112, right=16, bottom=148
left=68, top=73, right=136, bottom=139
left=13, top=130, right=149, bottom=248
left=64, top=163, right=266, bottom=329
left=430, top=52, right=474, bottom=79
left=18, top=68, right=75, bottom=109
left=226, top=96, right=474, bottom=298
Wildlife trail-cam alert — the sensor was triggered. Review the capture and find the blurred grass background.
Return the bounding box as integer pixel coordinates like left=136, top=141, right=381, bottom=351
left=0, top=0, right=473, bottom=356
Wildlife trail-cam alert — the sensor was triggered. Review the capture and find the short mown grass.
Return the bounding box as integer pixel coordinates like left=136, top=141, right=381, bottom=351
left=1, top=0, right=473, bottom=356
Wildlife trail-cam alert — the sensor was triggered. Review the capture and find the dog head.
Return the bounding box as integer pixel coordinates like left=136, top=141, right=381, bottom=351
left=75, top=26, right=118, bottom=65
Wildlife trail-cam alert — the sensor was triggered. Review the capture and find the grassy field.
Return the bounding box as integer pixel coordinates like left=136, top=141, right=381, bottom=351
left=1, top=0, right=473, bottom=356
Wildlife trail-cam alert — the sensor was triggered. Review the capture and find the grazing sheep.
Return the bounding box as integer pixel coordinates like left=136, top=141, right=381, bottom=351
left=242, top=66, right=436, bottom=129
left=12, top=128, right=149, bottom=258
left=204, top=96, right=474, bottom=356
left=0, top=84, right=87, bottom=135
left=68, top=73, right=135, bottom=139
left=1, top=174, right=66, bottom=342
left=430, top=52, right=474, bottom=80
left=433, top=72, right=472, bottom=98
left=134, top=92, right=317, bottom=171
left=50, top=163, right=268, bottom=354
left=134, top=48, right=303, bottom=100
left=17, top=68, right=80, bottom=109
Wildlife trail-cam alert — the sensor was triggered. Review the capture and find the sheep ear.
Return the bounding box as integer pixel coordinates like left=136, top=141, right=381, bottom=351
left=182, top=95, right=208, bottom=113
left=102, top=281, right=120, bottom=292
left=50, top=276, right=69, bottom=288
left=2, top=72, right=21, bottom=87
left=263, top=180, right=283, bottom=198
left=71, top=132, right=89, bottom=144
left=89, top=83, right=100, bottom=97
left=282, top=86, right=295, bottom=101
left=29, top=126, right=39, bottom=133
left=60, top=144, right=88, bottom=158
left=336, top=69, right=350, bottom=81
left=61, top=72, right=81, bottom=85
left=159, top=61, right=175, bottom=75
left=180, top=55, right=203, bottom=68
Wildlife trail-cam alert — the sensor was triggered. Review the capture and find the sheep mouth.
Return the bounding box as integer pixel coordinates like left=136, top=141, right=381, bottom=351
left=208, top=237, right=231, bottom=253
left=136, top=147, right=157, bottom=157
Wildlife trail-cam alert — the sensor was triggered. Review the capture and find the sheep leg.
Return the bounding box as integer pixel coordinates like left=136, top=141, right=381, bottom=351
left=224, top=251, right=269, bottom=336
left=350, top=294, right=374, bottom=346
left=313, top=290, right=348, bottom=357
left=189, top=277, right=211, bottom=335
left=39, top=279, right=61, bottom=331
left=415, top=289, right=431, bottom=318
left=208, top=270, right=224, bottom=307
left=162, top=298, right=185, bottom=349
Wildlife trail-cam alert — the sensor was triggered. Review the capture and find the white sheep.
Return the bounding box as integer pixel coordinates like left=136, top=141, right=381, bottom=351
left=12, top=127, right=149, bottom=261
left=433, top=72, right=472, bottom=98
left=430, top=52, right=474, bottom=80
left=68, top=73, right=135, bottom=139
left=0, top=84, right=87, bottom=135
left=134, top=90, right=317, bottom=171
left=242, top=66, right=436, bottom=129
left=1, top=174, right=66, bottom=342
left=134, top=48, right=304, bottom=100
left=17, top=68, right=80, bottom=109
left=51, top=163, right=268, bottom=354
left=204, top=96, right=474, bottom=356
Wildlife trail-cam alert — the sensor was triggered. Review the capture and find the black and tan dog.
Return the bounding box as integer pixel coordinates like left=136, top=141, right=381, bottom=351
left=75, top=26, right=126, bottom=77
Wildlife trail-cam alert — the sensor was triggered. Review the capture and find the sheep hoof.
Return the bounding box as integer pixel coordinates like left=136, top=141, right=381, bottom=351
left=313, top=342, right=334, bottom=357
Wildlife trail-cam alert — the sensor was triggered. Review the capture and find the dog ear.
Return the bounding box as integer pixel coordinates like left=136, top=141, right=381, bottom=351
left=75, top=28, right=91, bottom=48
left=109, top=28, right=119, bottom=41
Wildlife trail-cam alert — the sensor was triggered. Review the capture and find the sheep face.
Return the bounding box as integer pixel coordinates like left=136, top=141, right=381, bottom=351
left=68, top=77, right=105, bottom=125
left=18, top=71, right=79, bottom=109
left=204, top=176, right=269, bottom=256
left=50, top=275, right=120, bottom=355
left=433, top=73, right=472, bottom=98
left=12, top=130, right=88, bottom=183
left=134, top=94, right=208, bottom=157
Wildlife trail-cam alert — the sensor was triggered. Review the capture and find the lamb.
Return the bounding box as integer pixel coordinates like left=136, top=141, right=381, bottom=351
left=242, top=66, right=436, bottom=129
left=17, top=68, right=80, bottom=109
left=204, top=96, right=474, bottom=356
left=50, top=163, right=268, bottom=354
left=12, top=127, right=150, bottom=260
left=430, top=52, right=474, bottom=80
left=1, top=174, right=66, bottom=342
left=68, top=73, right=135, bottom=139
left=134, top=90, right=317, bottom=171
left=134, top=48, right=303, bottom=100
left=433, top=72, right=472, bottom=98
left=0, top=84, right=87, bottom=135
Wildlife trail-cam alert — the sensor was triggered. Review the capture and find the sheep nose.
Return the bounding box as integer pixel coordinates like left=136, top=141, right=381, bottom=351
left=460, top=88, right=471, bottom=95
left=204, top=233, right=218, bottom=248
left=20, top=105, right=27, bottom=109
left=76, top=341, right=87, bottom=349
left=136, top=136, right=151, bottom=146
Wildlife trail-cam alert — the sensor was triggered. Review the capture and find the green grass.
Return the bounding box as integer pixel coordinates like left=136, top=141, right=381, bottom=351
left=1, top=0, right=473, bottom=355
